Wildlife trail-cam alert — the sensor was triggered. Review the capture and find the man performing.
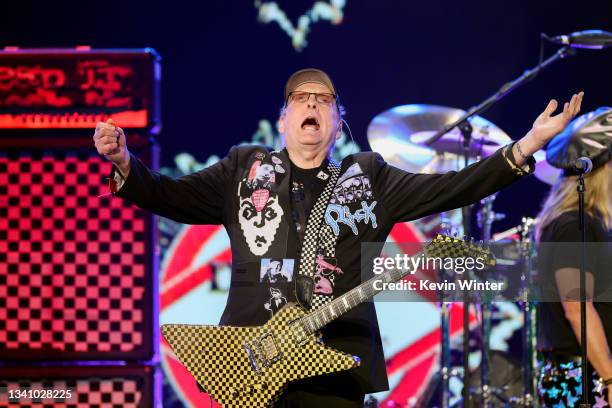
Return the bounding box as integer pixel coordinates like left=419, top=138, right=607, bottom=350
left=93, top=68, right=583, bottom=407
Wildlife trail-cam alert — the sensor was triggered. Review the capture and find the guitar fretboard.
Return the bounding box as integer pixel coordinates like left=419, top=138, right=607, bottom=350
left=300, top=250, right=424, bottom=335
left=298, top=234, right=492, bottom=335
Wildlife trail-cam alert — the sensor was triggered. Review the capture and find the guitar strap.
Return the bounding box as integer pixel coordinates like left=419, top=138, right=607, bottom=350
left=295, top=159, right=341, bottom=311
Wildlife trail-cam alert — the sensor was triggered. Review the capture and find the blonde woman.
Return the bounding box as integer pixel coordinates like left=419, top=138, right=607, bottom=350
left=537, top=107, right=612, bottom=407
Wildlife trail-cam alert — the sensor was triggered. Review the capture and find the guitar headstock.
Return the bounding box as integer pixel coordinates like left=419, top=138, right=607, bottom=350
left=425, top=234, right=496, bottom=267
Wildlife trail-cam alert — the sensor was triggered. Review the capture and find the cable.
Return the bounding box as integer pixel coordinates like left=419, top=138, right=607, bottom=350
left=341, top=118, right=359, bottom=155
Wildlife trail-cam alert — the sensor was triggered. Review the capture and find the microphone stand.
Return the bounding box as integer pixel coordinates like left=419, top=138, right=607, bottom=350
left=459, top=121, right=473, bottom=408
left=578, top=173, right=590, bottom=407
left=423, top=45, right=574, bottom=407
left=424, top=45, right=574, bottom=147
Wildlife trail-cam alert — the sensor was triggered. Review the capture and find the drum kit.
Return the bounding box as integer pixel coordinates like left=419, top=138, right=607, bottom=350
left=366, top=104, right=553, bottom=407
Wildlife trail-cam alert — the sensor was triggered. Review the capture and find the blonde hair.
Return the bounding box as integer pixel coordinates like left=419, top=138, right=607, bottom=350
left=536, top=163, right=611, bottom=240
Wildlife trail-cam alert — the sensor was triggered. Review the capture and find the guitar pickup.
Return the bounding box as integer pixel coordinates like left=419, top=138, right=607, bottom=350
left=289, top=319, right=308, bottom=346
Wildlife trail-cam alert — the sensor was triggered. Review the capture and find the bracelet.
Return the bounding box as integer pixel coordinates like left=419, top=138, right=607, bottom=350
left=605, top=377, right=612, bottom=386
left=515, top=141, right=529, bottom=160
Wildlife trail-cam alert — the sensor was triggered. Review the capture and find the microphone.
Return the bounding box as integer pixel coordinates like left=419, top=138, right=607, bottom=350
left=574, top=157, right=593, bottom=174
left=547, top=30, right=612, bottom=49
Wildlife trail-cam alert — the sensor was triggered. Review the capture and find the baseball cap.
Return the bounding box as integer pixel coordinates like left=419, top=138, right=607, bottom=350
left=284, top=68, right=337, bottom=101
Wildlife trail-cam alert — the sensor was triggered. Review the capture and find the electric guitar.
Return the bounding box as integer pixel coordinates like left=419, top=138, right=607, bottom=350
left=161, top=234, right=494, bottom=407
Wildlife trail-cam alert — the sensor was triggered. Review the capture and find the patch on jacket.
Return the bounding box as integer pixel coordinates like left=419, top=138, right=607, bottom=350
left=324, top=201, right=378, bottom=236
left=259, top=258, right=294, bottom=283
left=237, top=157, right=284, bottom=256
left=263, top=287, right=288, bottom=316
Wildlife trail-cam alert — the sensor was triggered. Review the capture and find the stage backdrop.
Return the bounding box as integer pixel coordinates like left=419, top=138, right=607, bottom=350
left=2, top=1, right=611, bottom=407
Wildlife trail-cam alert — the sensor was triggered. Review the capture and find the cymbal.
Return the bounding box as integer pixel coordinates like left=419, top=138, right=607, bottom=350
left=367, top=104, right=511, bottom=173
left=533, top=150, right=562, bottom=185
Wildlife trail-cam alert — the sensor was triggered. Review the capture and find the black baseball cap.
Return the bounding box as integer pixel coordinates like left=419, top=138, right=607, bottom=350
left=284, top=68, right=337, bottom=101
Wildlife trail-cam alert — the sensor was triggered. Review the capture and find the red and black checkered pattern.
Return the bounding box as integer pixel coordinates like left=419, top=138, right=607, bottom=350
left=0, top=148, right=155, bottom=361
left=0, top=365, right=156, bottom=408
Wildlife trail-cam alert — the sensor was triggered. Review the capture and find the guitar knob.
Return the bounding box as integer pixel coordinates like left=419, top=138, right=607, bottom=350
left=255, top=382, right=268, bottom=390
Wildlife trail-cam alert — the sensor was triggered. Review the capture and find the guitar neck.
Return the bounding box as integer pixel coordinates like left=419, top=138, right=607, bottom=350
left=300, top=251, right=424, bottom=335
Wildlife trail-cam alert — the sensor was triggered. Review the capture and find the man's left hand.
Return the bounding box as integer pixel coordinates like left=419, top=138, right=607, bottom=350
left=530, top=92, right=584, bottom=145
left=512, top=92, right=584, bottom=166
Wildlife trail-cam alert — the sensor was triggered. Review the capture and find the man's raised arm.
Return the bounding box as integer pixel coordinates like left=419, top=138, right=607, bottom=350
left=93, top=119, right=235, bottom=225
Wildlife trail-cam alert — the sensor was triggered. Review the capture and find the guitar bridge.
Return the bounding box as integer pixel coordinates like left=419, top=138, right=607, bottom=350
left=244, top=332, right=282, bottom=374
left=256, top=332, right=282, bottom=366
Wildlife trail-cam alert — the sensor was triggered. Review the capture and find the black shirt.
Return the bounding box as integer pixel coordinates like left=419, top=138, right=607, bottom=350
left=538, top=210, right=612, bottom=355
left=289, top=160, right=325, bottom=245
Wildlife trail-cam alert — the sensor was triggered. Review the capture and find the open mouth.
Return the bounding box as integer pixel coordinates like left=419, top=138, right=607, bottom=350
left=301, top=116, right=320, bottom=131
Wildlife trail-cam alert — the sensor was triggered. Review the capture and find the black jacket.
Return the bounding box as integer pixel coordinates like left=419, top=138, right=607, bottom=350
left=114, top=144, right=530, bottom=393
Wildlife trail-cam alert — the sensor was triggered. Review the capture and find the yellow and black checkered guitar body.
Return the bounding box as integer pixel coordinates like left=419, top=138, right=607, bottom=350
left=161, top=302, right=360, bottom=408
left=161, top=234, right=495, bottom=407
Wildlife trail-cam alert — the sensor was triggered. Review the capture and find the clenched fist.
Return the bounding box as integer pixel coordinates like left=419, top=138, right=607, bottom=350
left=93, top=118, right=131, bottom=176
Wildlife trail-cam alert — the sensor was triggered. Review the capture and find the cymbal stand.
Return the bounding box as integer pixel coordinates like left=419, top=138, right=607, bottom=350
left=475, top=194, right=505, bottom=407
left=506, top=217, right=538, bottom=407
left=440, top=297, right=452, bottom=408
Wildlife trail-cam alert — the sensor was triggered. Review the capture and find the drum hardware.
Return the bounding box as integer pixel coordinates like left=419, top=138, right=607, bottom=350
left=366, top=41, right=578, bottom=406
left=488, top=217, right=539, bottom=407
left=368, top=104, right=512, bottom=407
left=425, top=48, right=575, bottom=405
left=474, top=194, right=509, bottom=407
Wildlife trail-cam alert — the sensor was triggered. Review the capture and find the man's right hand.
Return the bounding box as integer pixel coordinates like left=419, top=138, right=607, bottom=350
left=93, top=118, right=131, bottom=177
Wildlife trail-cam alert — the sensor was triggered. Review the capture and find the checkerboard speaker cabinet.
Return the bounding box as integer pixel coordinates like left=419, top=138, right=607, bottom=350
left=0, top=136, right=158, bottom=361
left=0, top=365, right=159, bottom=407
left=0, top=48, right=161, bottom=362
